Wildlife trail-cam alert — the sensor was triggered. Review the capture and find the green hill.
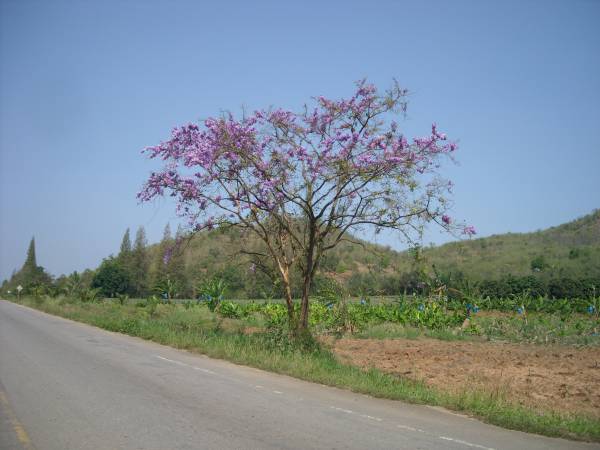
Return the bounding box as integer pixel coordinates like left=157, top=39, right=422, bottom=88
left=142, top=209, right=600, bottom=298
left=404, top=209, right=600, bottom=281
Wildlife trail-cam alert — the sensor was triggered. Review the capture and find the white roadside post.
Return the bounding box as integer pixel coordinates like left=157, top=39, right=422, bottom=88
left=17, top=285, right=23, bottom=300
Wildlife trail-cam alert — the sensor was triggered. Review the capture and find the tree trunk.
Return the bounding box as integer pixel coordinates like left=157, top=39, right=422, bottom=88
left=280, top=269, right=296, bottom=329
left=299, top=272, right=311, bottom=331
left=298, top=229, right=316, bottom=332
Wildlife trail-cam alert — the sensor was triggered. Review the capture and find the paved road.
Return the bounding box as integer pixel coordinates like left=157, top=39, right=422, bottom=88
left=0, top=300, right=597, bottom=450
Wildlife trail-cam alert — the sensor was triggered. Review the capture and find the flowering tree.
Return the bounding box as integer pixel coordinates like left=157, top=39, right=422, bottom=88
left=139, top=80, right=474, bottom=332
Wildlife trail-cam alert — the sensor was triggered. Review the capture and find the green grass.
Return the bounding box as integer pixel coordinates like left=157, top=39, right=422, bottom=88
left=469, top=313, right=600, bottom=345
left=352, top=313, right=600, bottom=345
left=353, top=322, right=471, bottom=341
left=9, top=296, right=600, bottom=442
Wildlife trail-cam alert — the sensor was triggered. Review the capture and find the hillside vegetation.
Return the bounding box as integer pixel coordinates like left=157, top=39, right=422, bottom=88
left=142, top=210, right=600, bottom=298
left=407, top=209, right=600, bottom=280
left=3, top=210, right=599, bottom=300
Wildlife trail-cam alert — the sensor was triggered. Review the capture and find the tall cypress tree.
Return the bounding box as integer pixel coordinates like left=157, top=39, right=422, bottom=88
left=118, top=228, right=132, bottom=260
left=152, top=224, right=171, bottom=287
left=116, top=228, right=133, bottom=294
left=17, top=237, right=51, bottom=290
left=131, top=226, right=149, bottom=297
left=23, top=237, right=37, bottom=273
left=161, top=224, right=172, bottom=248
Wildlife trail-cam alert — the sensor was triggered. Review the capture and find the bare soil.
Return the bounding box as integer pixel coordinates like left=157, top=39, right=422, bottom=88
left=332, top=338, right=600, bottom=417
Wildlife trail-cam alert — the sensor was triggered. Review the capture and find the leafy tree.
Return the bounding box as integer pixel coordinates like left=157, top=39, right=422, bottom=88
left=79, top=269, right=96, bottom=291
left=151, top=223, right=172, bottom=289
left=548, top=277, right=596, bottom=299
left=151, top=223, right=189, bottom=298
left=530, top=255, right=547, bottom=272
left=91, top=257, right=130, bottom=297
left=170, top=226, right=190, bottom=293
left=54, top=274, right=69, bottom=295
left=161, top=224, right=173, bottom=257
left=139, top=80, right=472, bottom=332
left=55, top=271, right=81, bottom=297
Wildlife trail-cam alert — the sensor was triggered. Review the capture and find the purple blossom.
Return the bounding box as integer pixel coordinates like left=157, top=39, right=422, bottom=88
left=163, top=246, right=173, bottom=265
left=138, top=79, right=469, bottom=248
left=463, top=225, right=477, bottom=236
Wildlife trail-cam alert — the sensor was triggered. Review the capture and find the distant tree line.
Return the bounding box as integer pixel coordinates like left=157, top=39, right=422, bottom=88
left=2, top=233, right=599, bottom=301
left=477, top=275, right=599, bottom=300
left=91, top=225, right=186, bottom=298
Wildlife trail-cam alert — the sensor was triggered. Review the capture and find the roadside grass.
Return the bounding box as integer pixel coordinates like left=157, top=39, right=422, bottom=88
left=7, top=296, right=600, bottom=442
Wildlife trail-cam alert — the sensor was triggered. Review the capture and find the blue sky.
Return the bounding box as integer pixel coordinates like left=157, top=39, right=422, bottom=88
left=1, top=0, right=598, bottom=280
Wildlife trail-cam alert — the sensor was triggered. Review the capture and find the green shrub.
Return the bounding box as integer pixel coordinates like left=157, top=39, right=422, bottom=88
left=198, top=277, right=228, bottom=311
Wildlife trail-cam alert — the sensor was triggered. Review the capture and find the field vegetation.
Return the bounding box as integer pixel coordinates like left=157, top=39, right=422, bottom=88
left=3, top=211, right=599, bottom=306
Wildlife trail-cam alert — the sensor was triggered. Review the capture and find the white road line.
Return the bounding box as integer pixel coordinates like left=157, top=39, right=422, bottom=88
left=396, top=424, right=495, bottom=449
left=193, top=366, right=216, bottom=374
left=155, top=355, right=216, bottom=375
left=330, top=406, right=354, bottom=414
left=155, top=355, right=189, bottom=367
left=360, top=414, right=383, bottom=422
left=330, top=406, right=382, bottom=422
left=154, top=355, right=287, bottom=395
left=397, top=424, right=425, bottom=433
left=438, top=436, right=496, bottom=450
left=154, top=354, right=265, bottom=390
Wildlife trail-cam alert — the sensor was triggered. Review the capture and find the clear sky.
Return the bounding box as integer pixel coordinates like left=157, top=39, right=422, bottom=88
left=1, top=0, right=599, bottom=281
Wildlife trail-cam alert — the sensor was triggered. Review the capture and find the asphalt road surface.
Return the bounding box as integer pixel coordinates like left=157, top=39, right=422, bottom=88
left=0, top=300, right=597, bottom=450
